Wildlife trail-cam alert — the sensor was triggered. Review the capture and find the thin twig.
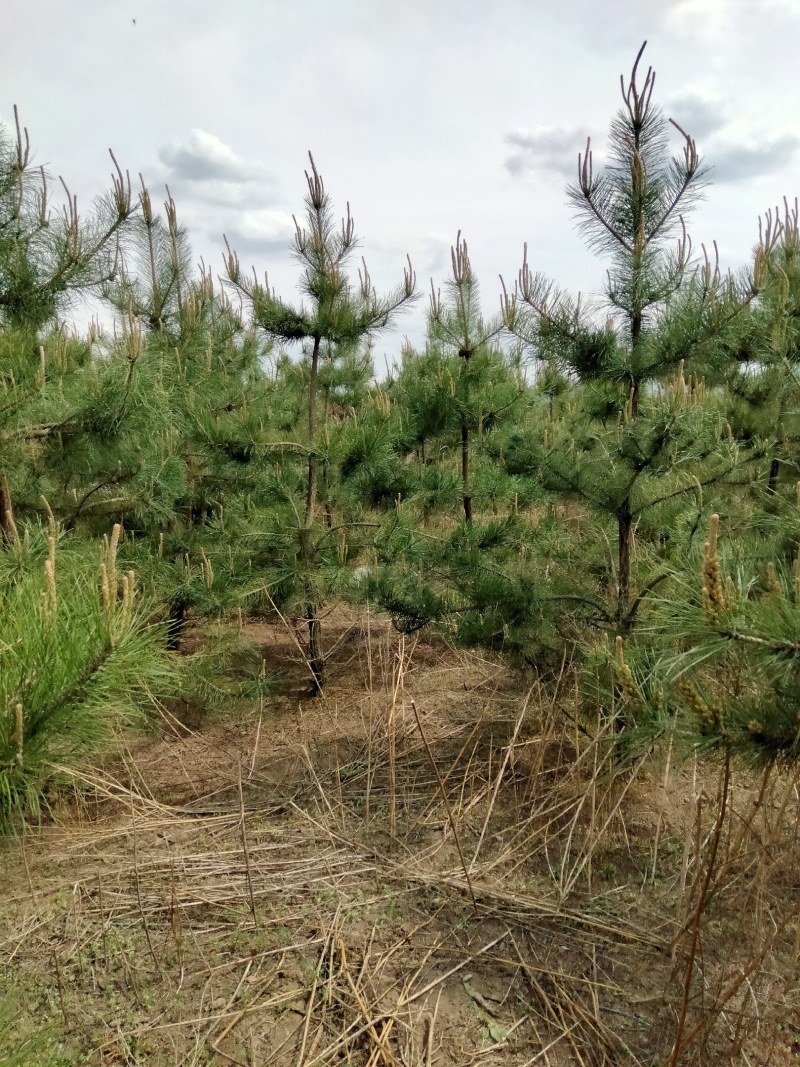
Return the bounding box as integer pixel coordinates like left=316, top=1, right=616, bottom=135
left=238, top=757, right=259, bottom=930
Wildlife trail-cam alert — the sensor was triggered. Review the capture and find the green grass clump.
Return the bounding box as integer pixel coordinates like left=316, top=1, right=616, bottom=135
left=0, top=521, right=174, bottom=822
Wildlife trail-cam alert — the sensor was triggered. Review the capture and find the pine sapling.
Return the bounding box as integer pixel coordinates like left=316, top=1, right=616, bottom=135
left=224, top=153, right=417, bottom=692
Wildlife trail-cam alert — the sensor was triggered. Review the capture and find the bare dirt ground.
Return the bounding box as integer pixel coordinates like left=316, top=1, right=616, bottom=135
left=1, top=605, right=800, bottom=1065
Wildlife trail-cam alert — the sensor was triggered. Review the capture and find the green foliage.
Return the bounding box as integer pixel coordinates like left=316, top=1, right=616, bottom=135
left=175, top=623, right=279, bottom=714
left=656, top=513, right=800, bottom=760
left=0, top=109, right=133, bottom=331
left=0, top=991, right=83, bottom=1067
left=0, top=524, right=173, bottom=821
left=1, top=43, right=800, bottom=775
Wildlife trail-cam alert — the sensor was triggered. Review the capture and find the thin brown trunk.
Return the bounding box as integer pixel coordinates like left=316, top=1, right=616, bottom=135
left=618, top=500, right=632, bottom=615
left=166, top=599, right=187, bottom=651
left=306, top=608, right=323, bottom=696
left=768, top=399, right=785, bottom=500
left=304, top=336, right=322, bottom=526
left=630, top=379, right=640, bottom=418
left=629, top=311, right=642, bottom=418
left=0, top=474, right=16, bottom=547
left=303, top=335, right=323, bottom=693
left=461, top=420, right=472, bottom=523
left=768, top=455, right=781, bottom=498
left=618, top=307, right=642, bottom=608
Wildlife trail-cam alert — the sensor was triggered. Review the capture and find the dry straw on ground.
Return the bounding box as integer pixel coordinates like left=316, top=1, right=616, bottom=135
left=1, top=607, right=799, bottom=1065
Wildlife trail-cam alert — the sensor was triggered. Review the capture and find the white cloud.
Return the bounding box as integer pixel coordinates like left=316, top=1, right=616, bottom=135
left=662, top=0, right=729, bottom=36
left=224, top=209, right=296, bottom=251
left=755, top=0, right=800, bottom=15
left=662, top=0, right=800, bottom=40
left=152, top=129, right=291, bottom=264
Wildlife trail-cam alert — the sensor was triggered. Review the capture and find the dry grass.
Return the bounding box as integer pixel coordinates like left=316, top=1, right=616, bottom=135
left=1, top=606, right=799, bottom=1065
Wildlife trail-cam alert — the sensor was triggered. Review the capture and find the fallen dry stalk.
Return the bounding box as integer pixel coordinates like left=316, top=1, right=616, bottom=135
left=470, top=687, right=532, bottom=869
left=410, top=698, right=478, bottom=914
left=303, top=931, right=509, bottom=1067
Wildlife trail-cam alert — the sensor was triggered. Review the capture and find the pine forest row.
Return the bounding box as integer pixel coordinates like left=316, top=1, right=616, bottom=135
left=2, top=44, right=799, bottom=819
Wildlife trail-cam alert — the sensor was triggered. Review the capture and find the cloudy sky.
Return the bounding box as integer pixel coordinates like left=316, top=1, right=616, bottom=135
left=3, top=0, right=800, bottom=355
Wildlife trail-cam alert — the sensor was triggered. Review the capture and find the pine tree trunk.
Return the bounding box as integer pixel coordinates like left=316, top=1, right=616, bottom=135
left=629, top=312, right=642, bottom=418
left=630, top=379, right=640, bottom=418
left=618, top=500, right=632, bottom=615
left=0, top=473, right=15, bottom=547
left=304, top=336, right=322, bottom=525
left=303, top=335, right=324, bottom=693
left=306, top=606, right=323, bottom=696
left=461, top=421, right=472, bottom=523
left=166, top=599, right=187, bottom=651
left=768, top=455, right=781, bottom=498
left=767, top=398, right=785, bottom=502
left=617, top=312, right=641, bottom=610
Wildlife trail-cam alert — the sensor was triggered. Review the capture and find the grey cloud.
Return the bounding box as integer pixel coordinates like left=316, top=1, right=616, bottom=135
left=174, top=177, right=279, bottom=211
left=214, top=209, right=297, bottom=261
left=414, top=234, right=450, bottom=277
left=505, top=101, right=800, bottom=190
left=155, top=130, right=291, bottom=265
left=215, top=231, right=294, bottom=263
left=504, top=127, right=585, bottom=179
left=160, top=191, right=295, bottom=272
left=361, top=234, right=449, bottom=285
left=665, top=90, right=728, bottom=140
left=159, top=129, right=265, bottom=184
left=711, top=132, right=800, bottom=183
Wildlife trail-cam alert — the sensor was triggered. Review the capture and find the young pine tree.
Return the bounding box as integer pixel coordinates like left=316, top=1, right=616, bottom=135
left=428, top=232, right=509, bottom=523
left=100, top=185, right=283, bottom=650
left=0, top=108, right=134, bottom=541
left=370, top=241, right=555, bottom=656
left=503, top=43, right=762, bottom=626
left=224, top=154, right=417, bottom=692
left=0, top=520, right=173, bottom=822
left=722, top=199, right=800, bottom=509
